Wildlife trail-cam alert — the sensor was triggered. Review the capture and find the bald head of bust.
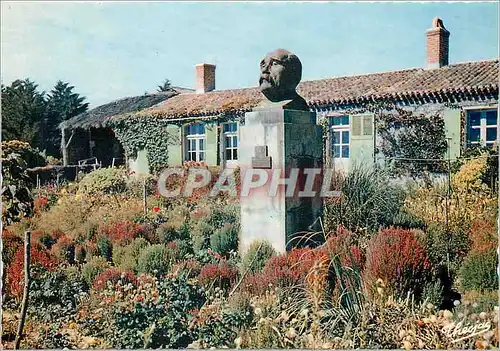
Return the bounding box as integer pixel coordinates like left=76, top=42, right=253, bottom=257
left=259, top=49, right=304, bottom=103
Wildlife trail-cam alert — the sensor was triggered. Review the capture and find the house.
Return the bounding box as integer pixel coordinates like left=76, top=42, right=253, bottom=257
left=64, top=18, right=499, bottom=174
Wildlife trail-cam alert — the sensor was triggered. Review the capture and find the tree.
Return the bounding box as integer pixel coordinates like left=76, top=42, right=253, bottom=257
left=1, top=79, right=47, bottom=147
left=157, top=79, right=173, bottom=92
left=45, top=81, right=88, bottom=156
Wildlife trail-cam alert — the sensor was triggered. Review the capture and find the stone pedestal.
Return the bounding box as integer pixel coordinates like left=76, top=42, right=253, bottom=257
left=239, top=108, right=323, bottom=254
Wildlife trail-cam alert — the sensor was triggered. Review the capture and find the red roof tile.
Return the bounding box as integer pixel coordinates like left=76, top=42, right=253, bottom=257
left=135, top=59, right=499, bottom=120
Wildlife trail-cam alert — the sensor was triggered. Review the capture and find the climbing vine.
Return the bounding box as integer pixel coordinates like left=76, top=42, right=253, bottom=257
left=376, top=107, right=447, bottom=177
left=112, top=117, right=177, bottom=174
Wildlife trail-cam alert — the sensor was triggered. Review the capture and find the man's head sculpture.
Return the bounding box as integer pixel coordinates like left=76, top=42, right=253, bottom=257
left=258, top=49, right=309, bottom=111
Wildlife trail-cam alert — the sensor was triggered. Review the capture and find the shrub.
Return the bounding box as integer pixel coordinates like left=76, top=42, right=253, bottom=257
left=323, top=166, right=403, bottom=235
left=100, top=220, right=143, bottom=244
left=459, top=248, right=498, bottom=292
left=28, top=266, right=88, bottom=324
left=210, top=222, right=238, bottom=257
left=199, top=262, right=238, bottom=292
left=322, top=226, right=365, bottom=270
left=113, top=276, right=205, bottom=348
left=126, top=173, right=157, bottom=197
left=364, top=228, right=432, bottom=300
left=425, top=223, right=470, bottom=274
left=170, top=258, right=203, bottom=278
left=96, top=235, right=113, bottom=261
left=112, top=238, right=150, bottom=272
left=78, top=167, right=127, bottom=195
left=1, top=140, right=46, bottom=168
left=82, top=256, right=109, bottom=285
left=5, top=245, right=58, bottom=300
left=50, top=235, right=76, bottom=264
left=243, top=247, right=327, bottom=294
left=74, top=244, right=87, bottom=263
left=93, top=268, right=137, bottom=291
left=136, top=244, right=181, bottom=277
left=1, top=229, right=23, bottom=266
left=469, top=218, right=498, bottom=253
left=241, top=240, right=276, bottom=275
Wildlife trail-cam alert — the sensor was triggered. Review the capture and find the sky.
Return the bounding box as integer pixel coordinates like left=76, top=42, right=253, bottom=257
left=1, top=1, right=499, bottom=108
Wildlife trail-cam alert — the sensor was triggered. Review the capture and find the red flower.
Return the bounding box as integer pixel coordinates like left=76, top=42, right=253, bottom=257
left=152, top=206, right=160, bottom=213
left=39, top=196, right=49, bottom=205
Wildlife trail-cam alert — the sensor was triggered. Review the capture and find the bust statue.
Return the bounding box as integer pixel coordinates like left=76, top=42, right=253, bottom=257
left=258, top=48, right=309, bottom=111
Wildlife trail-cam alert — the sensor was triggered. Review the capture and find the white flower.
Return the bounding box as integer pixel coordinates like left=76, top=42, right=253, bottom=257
left=453, top=300, right=460, bottom=306
left=479, top=312, right=488, bottom=320
left=254, top=307, right=262, bottom=315
left=472, top=302, right=479, bottom=308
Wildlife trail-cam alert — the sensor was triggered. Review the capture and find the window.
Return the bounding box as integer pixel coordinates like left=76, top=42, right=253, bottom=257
left=329, top=115, right=349, bottom=158
left=467, top=109, right=498, bottom=147
left=223, top=122, right=238, bottom=161
left=185, top=123, right=206, bottom=162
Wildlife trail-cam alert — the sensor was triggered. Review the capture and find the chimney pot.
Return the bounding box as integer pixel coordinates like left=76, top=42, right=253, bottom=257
left=196, top=63, right=216, bottom=93
left=426, top=17, right=450, bottom=69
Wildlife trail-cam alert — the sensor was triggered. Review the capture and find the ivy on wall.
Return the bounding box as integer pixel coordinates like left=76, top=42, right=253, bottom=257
left=316, top=102, right=449, bottom=177
left=112, top=117, right=176, bottom=173
left=376, top=107, right=447, bottom=177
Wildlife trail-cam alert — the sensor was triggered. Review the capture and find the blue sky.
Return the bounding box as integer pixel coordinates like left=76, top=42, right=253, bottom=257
left=1, top=2, right=498, bottom=107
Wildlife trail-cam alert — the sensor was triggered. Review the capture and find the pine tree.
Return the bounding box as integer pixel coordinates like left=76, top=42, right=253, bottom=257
left=157, top=79, right=173, bottom=92
left=1, top=79, right=47, bottom=147
left=45, top=81, right=89, bottom=156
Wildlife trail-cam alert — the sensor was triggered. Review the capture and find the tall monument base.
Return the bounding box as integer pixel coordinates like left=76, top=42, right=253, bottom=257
left=239, top=108, right=323, bottom=254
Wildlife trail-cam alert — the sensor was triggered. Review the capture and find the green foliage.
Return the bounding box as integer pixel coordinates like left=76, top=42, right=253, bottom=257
left=29, top=266, right=89, bottom=323
left=78, top=167, right=127, bottom=195
left=136, top=244, right=181, bottom=277
left=45, top=81, right=88, bottom=156
left=112, top=118, right=178, bottom=173
left=1, top=140, right=47, bottom=168
left=126, top=173, right=157, bottom=197
left=113, top=276, right=205, bottom=348
left=194, top=311, right=250, bottom=348
left=376, top=108, right=447, bottom=176
left=192, top=204, right=240, bottom=253
left=459, top=248, right=498, bottom=292
left=422, top=280, right=444, bottom=307
left=157, top=78, right=174, bottom=92
left=1, top=79, right=47, bottom=146
left=324, top=165, right=403, bottom=235
left=82, top=256, right=109, bottom=285
left=452, top=145, right=499, bottom=191
left=425, top=223, right=470, bottom=275
left=1, top=79, right=87, bottom=156
left=210, top=223, right=239, bottom=257
left=97, top=235, right=113, bottom=261
left=1, top=152, right=34, bottom=225
left=113, top=238, right=150, bottom=272
left=241, top=240, right=276, bottom=274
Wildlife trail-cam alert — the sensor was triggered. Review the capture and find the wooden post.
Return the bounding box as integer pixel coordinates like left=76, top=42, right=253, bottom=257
left=61, top=128, right=69, bottom=166
left=143, top=178, right=147, bottom=215
left=14, top=231, right=31, bottom=350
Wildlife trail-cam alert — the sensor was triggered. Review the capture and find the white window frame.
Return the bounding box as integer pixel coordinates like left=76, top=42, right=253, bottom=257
left=329, top=115, right=350, bottom=159
left=465, top=107, right=498, bottom=148
left=222, top=122, right=238, bottom=163
left=185, top=123, right=206, bottom=162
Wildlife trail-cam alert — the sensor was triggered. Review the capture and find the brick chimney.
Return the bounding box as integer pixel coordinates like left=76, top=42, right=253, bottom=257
left=195, top=63, right=216, bottom=93
left=426, top=17, right=450, bottom=69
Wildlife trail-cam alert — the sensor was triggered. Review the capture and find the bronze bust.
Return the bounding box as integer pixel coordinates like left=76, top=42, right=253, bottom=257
left=258, top=48, right=309, bottom=111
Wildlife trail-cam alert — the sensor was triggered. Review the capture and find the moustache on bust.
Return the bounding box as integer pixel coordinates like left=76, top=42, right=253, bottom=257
left=259, top=76, right=275, bottom=87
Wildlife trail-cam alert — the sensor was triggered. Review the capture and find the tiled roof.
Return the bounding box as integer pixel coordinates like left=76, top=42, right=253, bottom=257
left=134, top=59, right=498, bottom=120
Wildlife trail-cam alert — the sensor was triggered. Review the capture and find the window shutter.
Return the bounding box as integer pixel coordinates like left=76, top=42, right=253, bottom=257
left=352, top=116, right=362, bottom=136
left=363, top=115, right=373, bottom=136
